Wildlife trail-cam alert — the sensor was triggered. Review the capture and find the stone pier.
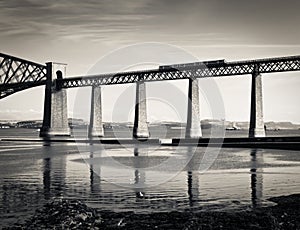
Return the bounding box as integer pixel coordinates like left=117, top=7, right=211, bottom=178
left=40, top=62, right=70, bottom=137
left=89, top=86, right=104, bottom=137
left=249, top=66, right=265, bottom=138
left=133, top=81, right=149, bottom=138
left=186, top=78, right=202, bottom=138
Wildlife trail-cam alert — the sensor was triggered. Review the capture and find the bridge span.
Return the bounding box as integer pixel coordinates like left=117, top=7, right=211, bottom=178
left=1, top=53, right=300, bottom=139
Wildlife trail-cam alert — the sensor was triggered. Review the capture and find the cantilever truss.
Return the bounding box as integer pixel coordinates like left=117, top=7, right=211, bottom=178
left=0, top=53, right=47, bottom=99
left=60, top=55, right=300, bottom=88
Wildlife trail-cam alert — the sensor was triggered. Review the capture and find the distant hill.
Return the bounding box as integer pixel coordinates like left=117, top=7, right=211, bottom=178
left=0, top=119, right=299, bottom=130
left=265, top=121, right=300, bottom=130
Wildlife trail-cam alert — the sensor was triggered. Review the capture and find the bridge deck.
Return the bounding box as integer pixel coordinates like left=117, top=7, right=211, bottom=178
left=59, top=55, right=300, bottom=88
left=1, top=53, right=300, bottom=96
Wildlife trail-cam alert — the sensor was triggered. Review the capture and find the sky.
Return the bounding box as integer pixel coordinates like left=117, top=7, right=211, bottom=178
left=1, top=0, right=300, bottom=123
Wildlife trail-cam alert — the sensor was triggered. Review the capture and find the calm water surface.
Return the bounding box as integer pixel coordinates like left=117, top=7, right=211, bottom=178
left=0, top=129, right=299, bottom=227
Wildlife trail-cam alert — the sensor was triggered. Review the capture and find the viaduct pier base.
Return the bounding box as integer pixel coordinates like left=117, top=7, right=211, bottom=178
left=186, top=78, right=202, bottom=138
left=249, top=67, right=266, bottom=138
left=133, top=81, right=149, bottom=139
left=89, top=86, right=104, bottom=137
left=40, top=62, right=70, bottom=137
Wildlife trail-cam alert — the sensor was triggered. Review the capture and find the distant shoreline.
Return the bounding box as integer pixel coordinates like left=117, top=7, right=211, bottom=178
left=1, top=119, right=300, bottom=130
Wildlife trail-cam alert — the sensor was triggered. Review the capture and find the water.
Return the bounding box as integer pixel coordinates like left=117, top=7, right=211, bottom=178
left=0, top=129, right=300, bottom=227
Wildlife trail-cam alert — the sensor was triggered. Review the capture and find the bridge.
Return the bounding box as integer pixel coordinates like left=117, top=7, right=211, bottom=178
left=0, top=53, right=47, bottom=99
left=1, top=52, right=300, bottom=139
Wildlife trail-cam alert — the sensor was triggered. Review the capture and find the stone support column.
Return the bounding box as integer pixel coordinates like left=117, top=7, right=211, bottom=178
left=249, top=67, right=265, bottom=138
left=186, top=78, right=202, bottom=138
left=89, top=86, right=104, bottom=137
left=40, top=62, right=70, bottom=137
left=133, top=81, right=149, bottom=138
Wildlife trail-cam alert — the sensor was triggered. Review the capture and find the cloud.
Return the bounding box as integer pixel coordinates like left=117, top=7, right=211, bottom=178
left=182, top=44, right=300, bottom=48
left=1, top=0, right=300, bottom=124
left=0, top=108, right=42, bottom=120
left=0, top=0, right=155, bottom=40
left=1, top=0, right=299, bottom=47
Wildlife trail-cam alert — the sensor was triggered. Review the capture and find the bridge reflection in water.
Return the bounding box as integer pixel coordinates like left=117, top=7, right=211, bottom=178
left=39, top=143, right=265, bottom=210
left=89, top=151, right=101, bottom=195
left=42, top=143, right=67, bottom=199
left=250, top=149, right=263, bottom=209
left=4, top=136, right=299, bottom=229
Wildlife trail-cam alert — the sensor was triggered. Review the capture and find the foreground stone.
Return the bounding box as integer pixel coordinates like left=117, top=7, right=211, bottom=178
left=9, top=199, right=102, bottom=229
left=7, top=194, right=300, bottom=229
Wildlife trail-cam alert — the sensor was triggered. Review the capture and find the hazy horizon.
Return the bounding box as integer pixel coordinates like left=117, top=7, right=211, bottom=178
left=1, top=118, right=300, bottom=126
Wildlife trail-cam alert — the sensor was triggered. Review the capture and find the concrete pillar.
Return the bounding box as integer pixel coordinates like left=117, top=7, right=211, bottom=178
left=249, top=67, right=265, bottom=138
left=133, top=81, right=149, bottom=138
left=40, top=62, right=70, bottom=137
left=186, top=78, right=202, bottom=138
left=89, top=86, right=104, bottom=137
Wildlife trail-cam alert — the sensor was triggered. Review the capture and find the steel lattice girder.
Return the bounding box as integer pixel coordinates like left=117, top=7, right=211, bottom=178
left=60, top=55, right=300, bottom=88
left=1, top=53, right=300, bottom=97
left=0, top=53, right=47, bottom=99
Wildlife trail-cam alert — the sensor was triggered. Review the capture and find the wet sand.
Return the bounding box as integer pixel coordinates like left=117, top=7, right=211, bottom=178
left=6, top=194, right=300, bottom=229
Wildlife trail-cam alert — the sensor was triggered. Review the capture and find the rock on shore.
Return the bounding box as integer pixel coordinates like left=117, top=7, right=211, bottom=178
left=6, top=194, right=300, bottom=230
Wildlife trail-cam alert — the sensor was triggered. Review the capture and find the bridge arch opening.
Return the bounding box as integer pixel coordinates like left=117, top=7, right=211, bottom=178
left=0, top=85, right=45, bottom=121
left=56, top=70, right=63, bottom=80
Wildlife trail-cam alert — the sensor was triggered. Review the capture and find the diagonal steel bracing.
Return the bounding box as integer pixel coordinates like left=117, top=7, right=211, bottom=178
left=0, top=53, right=300, bottom=98
left=59, top=55, right=300, bottom=88
left=0, top=53, right=47, bottom=99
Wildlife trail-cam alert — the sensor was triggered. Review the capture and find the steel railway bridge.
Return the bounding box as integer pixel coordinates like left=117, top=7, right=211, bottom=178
left=1, top=52, right=300, bottom=138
